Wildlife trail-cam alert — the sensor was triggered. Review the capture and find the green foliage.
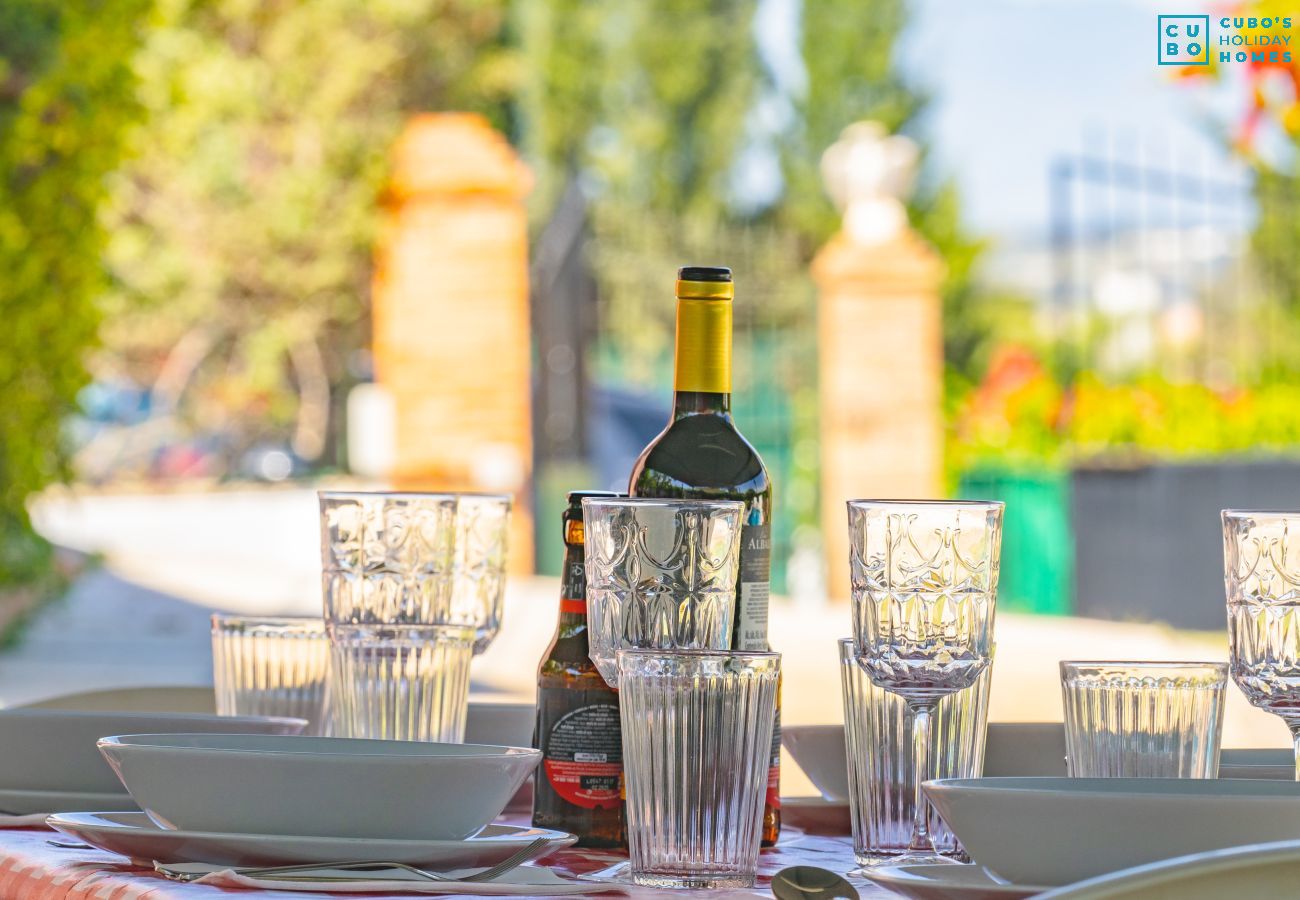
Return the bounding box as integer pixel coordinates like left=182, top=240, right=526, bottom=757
left=102, top=0, right=515, bottom=462
left=0, top=0, right=148, bottom=584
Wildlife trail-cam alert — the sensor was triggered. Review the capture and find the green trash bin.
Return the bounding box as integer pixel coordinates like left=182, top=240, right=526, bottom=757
left=958, top=468, right=1073, bottom=616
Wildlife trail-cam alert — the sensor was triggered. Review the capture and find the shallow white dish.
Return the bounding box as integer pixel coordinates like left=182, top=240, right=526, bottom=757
left=926, top=777, right=1300, bottom=886
left=1038, top=839, right=1300, bottom=898
left=465, top=702, right=534, bottom=748
left=0, top=788, right=136, bottom=816
left=47, top=811, right=575, bottom=868
left=863, top=863, right=1046, bottom=900
left=783, top=722, right=1067, bottom=803
left=1219, top=748, right=1293, bottom=780
left=98, top=733, right=540, bottom=841
left=22, top=686, right=217, bottom=714
left=0, top=710, right=305, bottom=794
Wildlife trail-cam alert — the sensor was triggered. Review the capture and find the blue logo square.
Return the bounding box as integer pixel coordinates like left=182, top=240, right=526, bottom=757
left=1159, top=15, right=1210, bottom=65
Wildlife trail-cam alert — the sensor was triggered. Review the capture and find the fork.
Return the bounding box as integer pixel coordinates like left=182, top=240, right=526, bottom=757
left=157, top=836, right=554, bottom=884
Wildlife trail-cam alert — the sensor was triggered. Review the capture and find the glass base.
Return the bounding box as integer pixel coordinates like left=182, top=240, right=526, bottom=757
left=631, top=871, right=755, bottom=890
left=853, top=848, right=966, bottom=869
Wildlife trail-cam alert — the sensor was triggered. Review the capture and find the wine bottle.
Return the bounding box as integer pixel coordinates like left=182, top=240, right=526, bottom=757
left=532, top=491, right=626, bottom=848
left=627, top=265, right=780, bottom=845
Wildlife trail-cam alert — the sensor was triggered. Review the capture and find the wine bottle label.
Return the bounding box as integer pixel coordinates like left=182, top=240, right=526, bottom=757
left=540, top=703, right=623, bottom=810
left=735, top=522, right=771, bottom=651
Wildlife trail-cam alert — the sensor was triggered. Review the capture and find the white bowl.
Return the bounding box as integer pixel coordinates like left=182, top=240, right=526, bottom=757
left=782, top=722, right=1067, bottom=802
left=0, top=710, right=304, bottom=794
left=925, top=777, right=1300, bottom=886
left=98, top=733, right=540, bottom=841
left=465, top=702, right=534, bottom=748
left=1219, top=748, right=1293, bottom=780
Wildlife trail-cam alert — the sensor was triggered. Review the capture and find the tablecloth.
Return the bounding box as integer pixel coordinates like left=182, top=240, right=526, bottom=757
left=0, top=815, right=895, bottom=899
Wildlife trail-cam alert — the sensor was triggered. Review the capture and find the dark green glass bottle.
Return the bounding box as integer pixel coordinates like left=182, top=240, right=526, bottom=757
left=627, top=265, right=779, bottom=845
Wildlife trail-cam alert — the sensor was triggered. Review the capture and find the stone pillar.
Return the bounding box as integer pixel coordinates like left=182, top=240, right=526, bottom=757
left=372, top=112, right=534, bottom=571
left=813, top=230, right=944, bottom=601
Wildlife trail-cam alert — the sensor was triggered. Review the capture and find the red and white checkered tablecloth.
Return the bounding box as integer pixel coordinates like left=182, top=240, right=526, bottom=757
left=0, top=812, right=894, bottom=899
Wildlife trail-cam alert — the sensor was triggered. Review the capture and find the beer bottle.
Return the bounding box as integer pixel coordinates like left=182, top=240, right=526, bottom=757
left=532, top=491, right=626, bottom=847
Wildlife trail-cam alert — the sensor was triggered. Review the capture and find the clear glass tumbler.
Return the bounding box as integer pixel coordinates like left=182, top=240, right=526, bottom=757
left=848, top=499, right=1002, bottom=859
left=319, top=491, right=458, bottom=626
left=582, top=497, right=744, bottom=687
left=1061, top=661, right=1227, bottom=778
left=329, top=623, right=475, bottom=742
left=452, top=494, right=512, bottom=654
left=618, top=648, right=780, bottom=890
left=211, top=615, right=332, bottom=736
left=1224, top=509, right=1300, bottom=779
left=839, top=638, right=990, bottom=866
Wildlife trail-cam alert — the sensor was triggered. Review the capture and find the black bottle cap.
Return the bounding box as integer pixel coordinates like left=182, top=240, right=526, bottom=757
left=565, top=490, right=622, bottom=506
left=677, top=266, right=732, bottom=283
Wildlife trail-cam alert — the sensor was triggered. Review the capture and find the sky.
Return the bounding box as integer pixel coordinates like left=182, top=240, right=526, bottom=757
left=898, top=0, right=1252, bottom=242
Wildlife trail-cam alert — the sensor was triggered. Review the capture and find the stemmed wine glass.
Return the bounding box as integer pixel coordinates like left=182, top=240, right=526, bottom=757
left=1223, top=509, right=1300, bottom=778
left=848, top=499, right=1003, bottom=859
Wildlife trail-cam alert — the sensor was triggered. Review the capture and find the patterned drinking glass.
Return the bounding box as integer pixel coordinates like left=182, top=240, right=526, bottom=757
left=848, top=499, right=1002, bottom=861
left=838, top=638, right=990, bottom=867
left=1060, top=661, right=1227, bottom=778
left=319, top=491, right=458, bottom=626
left=211, top=615, right=332, bottom=736
left=329, top=623, right=475, bottom=742
left=1223, top=509, right=1300, bottom=778
left=452, top=494, right=512, bottom=654
left=618, top=648, right=779, bottom=889
left=582, top=497, right=744, bottom=687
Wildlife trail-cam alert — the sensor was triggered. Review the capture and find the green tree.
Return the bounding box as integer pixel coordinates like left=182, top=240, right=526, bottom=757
left=0, top=0, right=148, bottom=583
left=101, top=0, right=516, bottom=468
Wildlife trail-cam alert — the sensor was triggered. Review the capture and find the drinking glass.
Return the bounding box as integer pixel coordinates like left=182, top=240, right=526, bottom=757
left=319, top=491, right=458, bottom=626
left=1223, top=509, right=1300, bottom=778
left=618, top=648, right=779, bottom=889
left=452, top=493, right=512, bottom=654
left=582, top=497, right=744, bottom=687
left=211, top=615, right=332, bottom=735
left=1060, top=661, right=1227, bottom=778
left=848, top=499, right=1002, bottom=860
left=838, top=638, right=990, bottom=866
left=329, top=623, right=475, bottom=742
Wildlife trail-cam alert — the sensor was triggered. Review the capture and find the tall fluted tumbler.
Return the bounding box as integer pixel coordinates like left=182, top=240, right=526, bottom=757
left=211, top=615, right=332, bottom=736
left=618, top=648, right=780, bottom=890
left=329, top=623, right=475, bottom=743
left=839, top=638, right=990, bottom=866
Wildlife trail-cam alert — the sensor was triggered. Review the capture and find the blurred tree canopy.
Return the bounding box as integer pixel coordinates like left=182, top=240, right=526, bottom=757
left=0, top=0, right=148, bottom=584
left=100, top=0, right=516, bottom=467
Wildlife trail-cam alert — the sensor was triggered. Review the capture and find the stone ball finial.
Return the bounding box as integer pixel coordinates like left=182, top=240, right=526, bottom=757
left=820, top=121, right=919, bottom=246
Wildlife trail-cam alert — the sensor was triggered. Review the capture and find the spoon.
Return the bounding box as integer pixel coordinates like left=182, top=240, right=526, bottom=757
left=771, top=865, right=860, bottom=900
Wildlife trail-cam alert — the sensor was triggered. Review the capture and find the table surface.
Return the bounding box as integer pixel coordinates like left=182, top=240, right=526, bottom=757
left=0, top=817, right=896, bottom=899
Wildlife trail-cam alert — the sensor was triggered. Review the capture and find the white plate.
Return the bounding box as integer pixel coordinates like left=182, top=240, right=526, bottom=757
left=47, top=812, right=576, bottom=868
left=864, top=863, right=1047, bottom=900
left=925, top=777, right=1300, bottom=887
left=0, top=789, right=136, bottom=816
left=1219, top=748, right=1293, bottom=780
left=1039, top=839, right=1300, bottom=899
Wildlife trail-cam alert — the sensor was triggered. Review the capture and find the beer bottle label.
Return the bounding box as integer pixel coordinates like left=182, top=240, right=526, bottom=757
left=540, top=702, right=623, bottom=810
left=767, top=705, right=781, bottom=809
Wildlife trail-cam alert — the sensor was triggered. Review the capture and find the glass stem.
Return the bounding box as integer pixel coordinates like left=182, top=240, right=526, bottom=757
left=908, top=699, right=937, bottom=853
left=1291, top=723, right=1300, bottom=782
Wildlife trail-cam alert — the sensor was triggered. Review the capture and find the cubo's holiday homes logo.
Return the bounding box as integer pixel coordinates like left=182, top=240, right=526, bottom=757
left=1158, top=14, right=1294, bottom=66
left=1159, top=15, right=1209, bottom=64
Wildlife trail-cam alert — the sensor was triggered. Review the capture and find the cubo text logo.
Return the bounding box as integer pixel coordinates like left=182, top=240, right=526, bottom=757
left=1158, top=14, right=1210, bottom=65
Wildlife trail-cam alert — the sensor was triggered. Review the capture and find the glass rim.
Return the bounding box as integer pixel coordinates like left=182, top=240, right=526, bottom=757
left=846, top=498, right=1005, bottom=511
left=1060, top=659, right=1228, bottom=671
left=319, top=489, right=507, bottom=503
left=615, top=647, right=780, bottom=662
left=327, top=622, right=477, bottom=639
left=211, top=614, right=325, bottom=630
left=581, top=496, right=745, bottom=511
left=1222, top=508, right=1300, bottom=519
